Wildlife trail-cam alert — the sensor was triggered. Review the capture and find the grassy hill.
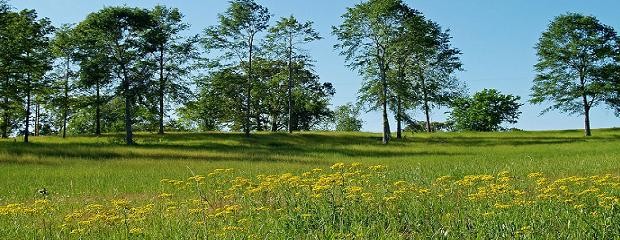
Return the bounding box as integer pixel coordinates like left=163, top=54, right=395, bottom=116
left=1, top=129, right=619, bottom=238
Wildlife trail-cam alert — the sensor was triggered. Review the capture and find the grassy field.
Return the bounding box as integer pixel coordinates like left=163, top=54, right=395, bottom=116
left=1, top=129, right=619, bottom=238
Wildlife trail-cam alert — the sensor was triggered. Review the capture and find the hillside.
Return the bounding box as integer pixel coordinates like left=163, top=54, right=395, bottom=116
left=1, top=129, right=619, bottom=238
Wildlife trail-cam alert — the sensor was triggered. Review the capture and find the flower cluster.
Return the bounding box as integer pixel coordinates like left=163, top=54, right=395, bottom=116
left=1, top=163, right=619, bottom=238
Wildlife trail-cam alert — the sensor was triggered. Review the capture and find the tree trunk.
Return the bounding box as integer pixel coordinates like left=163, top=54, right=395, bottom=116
left=24, top=73, right=31, bottom=143
left=271, top=115, right=278, bottom=132
left=582, top=92, right=592, bottom=137
left=62, top=58, right=69, bottom=139
left=95, top=80, right=101, bottom=136
left=580, top=73, right=592, bottom=137
left=62, top=84, right=68, bottom=138
left=584, top=105, right=591, bottom=137
left=423, top=99, right=431, bottom=133
left=255, top=115, right=262, bottom=131
left=380, top=58, right=391, bottom=145
left=382, top=93, right=391, bottom=144
left=396, top=96, right=402, bottom=139
left=158, top=46, right=165, bottom=135
left=34, top=103, right=39, bottom=136
left=122, top=66, right=133, bottom=145
left=124, top=90, right=133, bottom=145
left=287, top=34, right=293, bottom=134
left=1, top=104, right=8, bottom=138
left=244, top=36, right=254, bottom=137
left=1, top=77, right=8, bottom=138
left=420, top=72, right=432, bottom=133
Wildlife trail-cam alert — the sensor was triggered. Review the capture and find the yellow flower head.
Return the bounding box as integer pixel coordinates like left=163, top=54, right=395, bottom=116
left=331, top=163, right=345, bottom=170
left=129, top=227, right=144, bottom=235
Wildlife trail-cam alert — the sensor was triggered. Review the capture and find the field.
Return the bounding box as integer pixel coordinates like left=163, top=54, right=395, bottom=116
left=1, top=129, right=619, bottom=239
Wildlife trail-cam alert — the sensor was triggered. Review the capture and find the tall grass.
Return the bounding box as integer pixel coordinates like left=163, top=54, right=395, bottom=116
left=0, top=129, right=619, bottom=238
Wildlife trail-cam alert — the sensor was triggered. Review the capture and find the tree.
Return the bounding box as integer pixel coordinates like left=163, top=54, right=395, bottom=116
left=531, top=13, right=620, bottom=136
left=147, top=5, right=197, bottom=135
left=449, top=89, right=522, bottom=132
left=72, top=23, right=114, bottom=136
left=250, top=58, right=334, bottom=132
left=412, top=27, right=463, bottom=133
left=50, top=24, right=77, bottom=138
left=250, top=58, right=287, bottom=131
left=334, top=103, right=363, bottom=132
left=265, top=15, right=321, bottom=133
left=203, top=0, right=270, bottom=136
left=388, top=8, right=444, bottom=138
left=10, top=9, right=54, bottom=143
left=75, top=7, right=155, bottom=144
left=183, top=58, right=334, bottom=132
left=182, top=66, right=246, bottom=132
left=0, top=2, right=17, bottom=138
left=333, top=0, right=408, bottom=144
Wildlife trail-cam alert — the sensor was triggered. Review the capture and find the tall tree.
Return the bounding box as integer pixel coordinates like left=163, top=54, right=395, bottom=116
left=0, top=2, right=16, bottom=138
left=413, top=27, right=463, bottom=133
left=387, top=7, right=437, bottom=138
left=72, top=23, right=114, bottom=136
left=75, top=7, right=155, bottom=144
left=203, top=0, right=270, bottom=136
left=10, top=9, right=54, bottom=143
left=531, top=13, right=620, bottom=136
left=333, top=0, right=408, bottom=144
left=50, top=24, right=77, bottom=138
left=147, top=5, right=196, bottom=135
left=265, top=16, right=321, bottom=133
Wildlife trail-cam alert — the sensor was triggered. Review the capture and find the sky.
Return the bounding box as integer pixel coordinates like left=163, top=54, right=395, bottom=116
left=9, top=0, right=620, bottom=132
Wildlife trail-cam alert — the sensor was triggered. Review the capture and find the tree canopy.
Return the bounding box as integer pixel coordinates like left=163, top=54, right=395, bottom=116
left=450, top=89, right=522, bottom=132
left=531, top=13, right=620, bottom=136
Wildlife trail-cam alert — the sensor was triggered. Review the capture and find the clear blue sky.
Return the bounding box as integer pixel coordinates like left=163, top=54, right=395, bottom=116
left=10, top=0, right=620, bottom=132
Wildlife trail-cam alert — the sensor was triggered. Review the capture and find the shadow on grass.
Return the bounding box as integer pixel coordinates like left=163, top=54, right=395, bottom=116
left=1, top=130, right=618, bottom=164
left=410, top=136, right=587, bottom=147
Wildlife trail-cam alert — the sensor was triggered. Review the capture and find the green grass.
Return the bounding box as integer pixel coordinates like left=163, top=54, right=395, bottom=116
left=1, top=129, right=619, bottom=238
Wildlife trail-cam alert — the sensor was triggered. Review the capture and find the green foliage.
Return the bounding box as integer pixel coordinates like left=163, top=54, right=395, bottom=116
left=2, top=8, right=55, bottom=142
left=450, top=89, right=522, bottom=132
left=183, top=59, right=334, bottom=132
left=404, top=120, right=454, bottom=133
left=252, top=59, right=334, bottom=131
left=74, top=6, right=156, bottom=144
left=333, top=0, right=412, bottom=144
left=531, top=13, right=620, bottom=136
left=146, top=5, right=198, bottom=134
left=46, top=24, right=79, bottom=138
left=265, top=15, right=321, bottom=60
left=333, top=0, right=463, bottom=140
left=603, top=65, right=620, bottom=116
left=334, top=103, right=363, bottom=132
left=265, top=15, right=322, bottom=133
left=203, top=0, right=271, bottom=136
left=185, top=66, right=247, bottom=131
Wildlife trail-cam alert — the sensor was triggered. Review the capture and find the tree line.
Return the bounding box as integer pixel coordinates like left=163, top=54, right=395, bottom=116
left=0, top=0, right=619, bottom=145
left=0, top=0, right=333, bottom=145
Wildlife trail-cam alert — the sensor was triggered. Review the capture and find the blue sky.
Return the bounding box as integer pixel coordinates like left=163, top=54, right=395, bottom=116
left=10, top=0, right=620, bottom=132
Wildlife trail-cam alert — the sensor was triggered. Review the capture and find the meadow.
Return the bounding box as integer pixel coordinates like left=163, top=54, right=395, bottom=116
left=0, top=129, right=619, bottom=239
